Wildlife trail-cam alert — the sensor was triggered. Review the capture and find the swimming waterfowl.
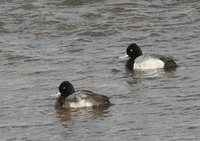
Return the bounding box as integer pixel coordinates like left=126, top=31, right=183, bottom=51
left=120, top=43, right=178, bottom=70
left=55, top=81, right=111, bottom=109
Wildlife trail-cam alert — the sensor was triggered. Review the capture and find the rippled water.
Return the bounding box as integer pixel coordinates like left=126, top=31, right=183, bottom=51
left=1, top=0, right=200, bottom=140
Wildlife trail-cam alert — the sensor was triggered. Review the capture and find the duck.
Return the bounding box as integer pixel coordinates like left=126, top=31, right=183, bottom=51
left=55, top=81, right=111, bottom=109
left=119, top=43, right=178, bottom=70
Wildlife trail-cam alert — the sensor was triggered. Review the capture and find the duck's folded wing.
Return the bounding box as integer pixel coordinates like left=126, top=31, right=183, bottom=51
left=152, top=54, right=178, bottom=68
left=80, top=90, right=111, bottom=106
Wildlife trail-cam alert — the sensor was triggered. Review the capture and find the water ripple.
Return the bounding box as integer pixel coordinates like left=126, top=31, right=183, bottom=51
left=0, top=0, right=200, bottom=140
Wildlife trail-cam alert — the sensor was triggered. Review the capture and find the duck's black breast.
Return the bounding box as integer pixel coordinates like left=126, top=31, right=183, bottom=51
left=55, top=96, right=67, bottom=109
left=125, top=58, right=135, bottom=70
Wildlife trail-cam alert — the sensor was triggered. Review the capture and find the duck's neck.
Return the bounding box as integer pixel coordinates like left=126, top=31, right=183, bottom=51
left=126, top=57, right=135, bottom=70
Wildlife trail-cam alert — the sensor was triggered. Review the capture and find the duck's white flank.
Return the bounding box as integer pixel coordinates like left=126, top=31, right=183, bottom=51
left=69, top=99, right=93, bottom=108
left=134, top=58, right=164, bottom=70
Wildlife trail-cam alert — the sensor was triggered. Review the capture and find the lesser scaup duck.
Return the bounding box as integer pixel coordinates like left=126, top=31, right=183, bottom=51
left=120, top=43, right=178, bottom=70
left=55, top=81, right=111, bottom=109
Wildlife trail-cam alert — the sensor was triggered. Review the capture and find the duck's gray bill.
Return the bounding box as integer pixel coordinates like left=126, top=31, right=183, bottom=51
left=51, top=92, right=61, bottom=97
left=119, top=54, right=129, bottom=59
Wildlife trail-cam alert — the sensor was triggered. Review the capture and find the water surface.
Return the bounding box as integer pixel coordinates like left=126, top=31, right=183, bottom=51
left=1, top=0, right=200, bottom=140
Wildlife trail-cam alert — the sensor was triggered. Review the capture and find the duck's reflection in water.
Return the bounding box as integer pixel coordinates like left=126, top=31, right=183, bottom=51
left=56, top=106, right=110, bottom=121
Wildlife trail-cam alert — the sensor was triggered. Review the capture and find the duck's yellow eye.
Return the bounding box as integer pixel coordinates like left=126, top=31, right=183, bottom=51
left=63, top=87, right=66, bottom=89
left=130, top=49, right=133, bottom=52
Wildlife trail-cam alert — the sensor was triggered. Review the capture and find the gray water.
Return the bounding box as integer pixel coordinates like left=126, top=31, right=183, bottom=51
left=1, top=0, right=200, bottom=140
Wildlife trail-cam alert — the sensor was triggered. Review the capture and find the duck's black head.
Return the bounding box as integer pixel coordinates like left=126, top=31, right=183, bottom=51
left=59, top=81, right=75, bottom=97
left=126, top=43, right=143, bottom=59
